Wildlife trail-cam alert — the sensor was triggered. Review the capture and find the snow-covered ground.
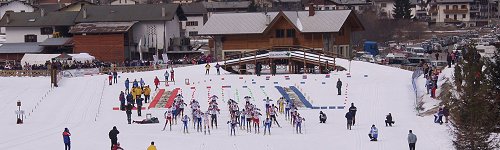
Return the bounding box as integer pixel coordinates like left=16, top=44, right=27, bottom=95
left=0, top=59, right=454, bottom=150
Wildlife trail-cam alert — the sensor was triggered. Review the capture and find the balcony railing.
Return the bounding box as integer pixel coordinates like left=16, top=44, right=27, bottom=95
left=443, top=9, right=468, bottom=14
left=444, top=18, right=462, bottom=23
left=269, top=38, right=296, bottom=46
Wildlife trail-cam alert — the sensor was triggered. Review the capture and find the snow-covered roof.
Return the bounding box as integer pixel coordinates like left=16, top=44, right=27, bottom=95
left=200, top=10, right=359, bottom=35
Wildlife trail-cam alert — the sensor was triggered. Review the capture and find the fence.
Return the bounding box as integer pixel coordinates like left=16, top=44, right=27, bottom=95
left=411, top=67, right=423, bottom=115
left=0, top=64, right=195, bottom=77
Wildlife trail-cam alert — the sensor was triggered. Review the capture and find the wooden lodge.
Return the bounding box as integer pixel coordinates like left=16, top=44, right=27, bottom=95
left=199, top=6, right=364, bottom=74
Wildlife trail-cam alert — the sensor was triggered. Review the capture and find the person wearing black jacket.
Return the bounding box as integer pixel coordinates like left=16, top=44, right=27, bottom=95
left=126, top=103, right=133, bottom=124
left=108, top=126, right=120, bottom=150
left=385, top=113, right=395, bottom=127
left=345, top=111, right=353, bottom=130
left=336, top=79, right=342, bottom=95
left=136, top=97, right=143, bottom=117
left=319, top=111, right=327, bottom=123
left=348, top=103, right=357, bottom=125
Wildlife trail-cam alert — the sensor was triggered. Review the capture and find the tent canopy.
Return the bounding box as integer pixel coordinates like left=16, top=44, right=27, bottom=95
left=21, top=53, right=96, bottom=67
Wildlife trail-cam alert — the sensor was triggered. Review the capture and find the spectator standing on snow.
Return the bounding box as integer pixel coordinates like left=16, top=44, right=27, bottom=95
left=408, top=130, right=417, bottom=150
left=113, top=71, right=118, bottom=84
left=126, top=92, right=133, bottom=106
left=205, top=63, right=211, bottom=75
left=126, top=103, right=133, bottom=124
left=385, top=113, right=394, bottom=127
left=132, top=79, right=138, bottom=87
left=144, top=86, right=151, bottom=103
left=368, top=125, right=378, bottom=141
left=319, top=111, right=327, bottom=123
left=215, top=63, right=221, bottom=75
left=109, top=126, right=120, bottom=150
left=119, top=91, right=126, bottom=111
left=164, top=70, right=169, bottom=82
left=348, top=103, right=357, bottom=125
left=147, top=141, right=157, bottom=150
left=270, top=63, right=277, bottom=76
left=345, top=111, right=353, bottom=130
left=447, top=52, right=452, bottom=68
left=228, top=117, right=238, bottom=136
left=140, top=78, right=145, bottom=88
left=170, top=68, right=175, bottom=81
left=443, top=106, right=450, bottom=123
left=154, top=77, right=160, bottom=90
left=435, top=53, right=439, bottom=60
left=136, top=97, right=143, bottom=116
left=336, top=79, right=342, bottom=95
left=63, top=128, right=71, bottom=150
left=108, top=73, right=113, bottom=85
left=124, top=78, right=130, bottom=93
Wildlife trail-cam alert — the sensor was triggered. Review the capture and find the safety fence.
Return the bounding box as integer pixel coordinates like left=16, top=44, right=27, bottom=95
left=411, top=67, right=423, bottom=115
left=0, top=64, right=193, bottom=77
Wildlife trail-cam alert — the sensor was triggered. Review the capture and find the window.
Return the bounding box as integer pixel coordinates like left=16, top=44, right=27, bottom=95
left=275, top=29, right=285, bottom=38
left=462, top=14, right=466, bottom=18
left=446, top=15, right=449, bottom=18
left=461, top=5, right=466, bottom=9
left=186, top=21, right=198, bottom=26
left=325, top=7, right=330, bottom=10
left=453, top=5, right=458, bottom=9
left=339, top=46, right=344, bottom=56
left=454, top=14, right=457, bottom=20
left=188, top=31, right=198, bottom=36
left=446, top=5, right=449, bottom=9
left=381, top=3, right=386, bottom=7
left=24, top=34, right=37, bottom=42
left=40, top=27, right=53, bottom=35
left=286, top=29, right=295, bottom=38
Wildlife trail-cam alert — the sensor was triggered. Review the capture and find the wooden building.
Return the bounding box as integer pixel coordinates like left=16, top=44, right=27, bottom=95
left=199, top=6, right=364, bottom=61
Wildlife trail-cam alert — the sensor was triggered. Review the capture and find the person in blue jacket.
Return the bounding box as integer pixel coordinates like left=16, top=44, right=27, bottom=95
left=124, top=78, right=130, bottom=93
left=62, top=128, right=71, bottom=150
left=133, top=79, right=139, bottom=88
left=140, top=78, right=145, bottom=88
left=369, top=125, right=378, bottom=141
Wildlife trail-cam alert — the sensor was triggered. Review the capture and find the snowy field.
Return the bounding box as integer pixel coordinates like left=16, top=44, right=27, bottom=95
left=0, top=59, right=454, bottom=150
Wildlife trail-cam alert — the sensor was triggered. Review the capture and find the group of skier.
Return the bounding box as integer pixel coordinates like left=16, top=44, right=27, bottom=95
left=121, top=78, right=152, bottom=124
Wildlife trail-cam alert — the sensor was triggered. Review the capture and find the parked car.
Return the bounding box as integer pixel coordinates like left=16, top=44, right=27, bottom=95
left=430, top=60, right=448, bottom=68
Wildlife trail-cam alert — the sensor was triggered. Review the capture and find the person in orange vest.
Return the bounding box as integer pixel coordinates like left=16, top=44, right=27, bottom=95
left=144, top=86, right=151, bottom=103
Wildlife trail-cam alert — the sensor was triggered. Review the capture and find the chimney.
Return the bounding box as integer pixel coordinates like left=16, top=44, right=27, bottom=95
left=162, top=7, right=165, bottom=17
left=6, top=13, right=10, bottom=24
left=40, top=9, right=45, bottom=17
left=83, top=8, right=87, bottom=19
left=308, top=3, right=315, bottom=16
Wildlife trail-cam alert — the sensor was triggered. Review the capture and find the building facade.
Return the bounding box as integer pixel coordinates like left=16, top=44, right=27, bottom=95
left=199, top=9, right=364, bottom=60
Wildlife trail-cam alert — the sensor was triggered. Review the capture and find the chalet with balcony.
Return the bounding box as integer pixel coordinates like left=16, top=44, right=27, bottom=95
left=199, top=8, right=364, bottom=60
left=430, top=0, right=473, bottom=25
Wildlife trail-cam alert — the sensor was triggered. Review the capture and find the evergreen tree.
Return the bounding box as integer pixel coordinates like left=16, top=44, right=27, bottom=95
left=484, top=46, right=500, bottom=135
left=451, top=44, right=498, bottom=149
left=393, top=0, right=412, bottom=19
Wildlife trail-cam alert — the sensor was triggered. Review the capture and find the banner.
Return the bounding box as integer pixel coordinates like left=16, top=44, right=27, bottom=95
left=268, top=51, right=291, bottom=58
left=63, top=68, right=100, bottom=77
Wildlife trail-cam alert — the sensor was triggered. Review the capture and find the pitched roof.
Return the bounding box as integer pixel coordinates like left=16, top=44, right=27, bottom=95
left=202, top=1, right=251, bottom=9
left=37, top=0, right=74, bottom=4
left=39, top=37, right=72, bottom=46
left=0, top=42, right=43, bottom=54
left=57, top=1, right=94, bottom=11
left=435, top=0, right=474, bottom=3
left=181, top=2, right=207, bottom=15
left=74, top=4, right=184, bottom=22
left=69, top=22, right=136, bottom=34
left=199, top=10, right=363, bottom=35
left=37, top=4, right=62, bottom=12
left=332, top=0, right=370, bottom=5
left=0, top=11, right=79, bottom=27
